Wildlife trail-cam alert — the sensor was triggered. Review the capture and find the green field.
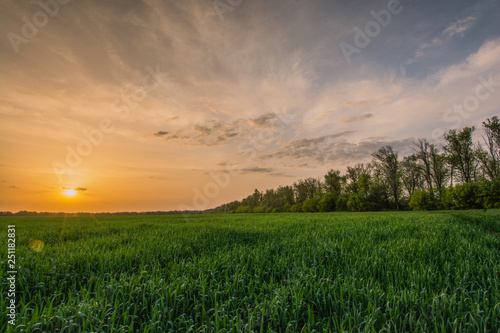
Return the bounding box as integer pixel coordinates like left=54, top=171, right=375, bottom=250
left=1, top=211, right=500, bottom=332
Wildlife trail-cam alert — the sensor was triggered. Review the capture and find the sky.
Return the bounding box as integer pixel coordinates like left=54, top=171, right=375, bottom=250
left=1, top=0, right=499, bottom=212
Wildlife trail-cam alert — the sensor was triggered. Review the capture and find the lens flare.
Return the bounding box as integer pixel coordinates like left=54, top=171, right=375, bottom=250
left=29, top=239, right=45, bottom=252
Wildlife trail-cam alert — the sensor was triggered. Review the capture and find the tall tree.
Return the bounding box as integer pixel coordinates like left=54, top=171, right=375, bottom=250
left=475, top=116, right=500, bottom=180
left=429, top=145, right=449, bottom=196
left=369, top=171, right=391, bottom=210
left=413, top=139, right=434, bottom=191
left=293, top=177, right=322, bottom=204
left=276, top=185, right=295, bottom=209
left=241, top=189, right=262, bottom=208
left=443, top=127, right=476, bottom=184
left=324, top=169, right=344, bottom=195
left=261, top=189, right=276, bottom=209
left=345, top=163, right=371, bottom=194
left=372, top=146, right=401, bottom=210
left=401, top=154, right=423, bottom=198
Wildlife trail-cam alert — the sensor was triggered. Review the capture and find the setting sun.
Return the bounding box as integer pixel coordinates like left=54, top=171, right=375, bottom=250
left=64, top=189, right=77, bottom=197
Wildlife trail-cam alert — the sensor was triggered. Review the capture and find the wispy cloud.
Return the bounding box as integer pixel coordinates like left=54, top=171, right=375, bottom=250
left=408, top=13, right=480, bottom=65
left=194, top=125, right=212, bottom=135
left=251, top=113, right=280, bottom=128
left=265, top=135, right=415, bottom=167
left=431, top=38, right=500, bottom=87
left=152, top=113, right=291, bottom=147
left=147, top=176, right=169, bottom=180
left=340, top=113, right=373, bottom=124
left=443, top=16, right=476, bottom=38
left=241, top=167, right=274, bottom=174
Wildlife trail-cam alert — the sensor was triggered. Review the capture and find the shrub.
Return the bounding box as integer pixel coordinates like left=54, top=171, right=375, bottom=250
left=318, top=193, right=337, bottom=212
left=409, top=189, right=437, bottom=211
left=442, top=178, right=500, bottom=210
left=302, top=198, right=319, bottom=212
left=235, top=206, right=252, bottom=213
left=252, top=206, right=265, bottom=213
left=442, top=182, right=486, bottom=210
left=477, top=177, right=500, bottom=209
left=347, top=193, right=367, bottom=212
left=336, top=195, right=349, bottom=211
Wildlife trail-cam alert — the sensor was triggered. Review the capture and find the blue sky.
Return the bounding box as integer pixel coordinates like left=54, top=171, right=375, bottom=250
left=0, top=0, right=499, bottom=211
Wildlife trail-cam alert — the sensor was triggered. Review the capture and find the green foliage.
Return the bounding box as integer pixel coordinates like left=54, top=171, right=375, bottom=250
left=476, top=116, right=500, bottom=180
left=443, top=127, right=476, bottom=184
left=318, top=193, right=337, bottom=212
left=301, top=197, right=319, bottom=212
left=347, top=193, right=367, bottom=212
left=443, top=183, right=482, bottom=210
left=294, top=177, right=322, bottom=205
left=336, top=195, right=349, bottom=211
left=1, top=212, right=500, bottom=332
left=290, top=203, right=302, bottom=212
left=372, top=146, right=402, bottom=210
left=409, top=189, right=437, bottom=211
left=324, top=169, right=343, bottom=195
left=478, top=177, right=500, bottom=209
left=252, top=206, right=266, bottom=213
left=235, top=205, right=252, bottom=213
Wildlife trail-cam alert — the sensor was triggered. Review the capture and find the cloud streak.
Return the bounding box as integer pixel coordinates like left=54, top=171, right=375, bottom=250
left=340, top=113, right=373, bottom=124
left=443, top=16, right=476, bottom=38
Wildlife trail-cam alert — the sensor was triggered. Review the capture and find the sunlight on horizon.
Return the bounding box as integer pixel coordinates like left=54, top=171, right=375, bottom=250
left=63, top=189, right=77, bottom=198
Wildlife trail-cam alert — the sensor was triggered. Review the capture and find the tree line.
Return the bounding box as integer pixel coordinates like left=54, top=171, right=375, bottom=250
left=0, top=210, right=203, bottom=217
left=208, top=116, right=500, bottom=213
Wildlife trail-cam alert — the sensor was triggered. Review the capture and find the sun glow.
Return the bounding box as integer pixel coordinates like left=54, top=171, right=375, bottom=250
left=64, top=189, right=77, bottom=197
